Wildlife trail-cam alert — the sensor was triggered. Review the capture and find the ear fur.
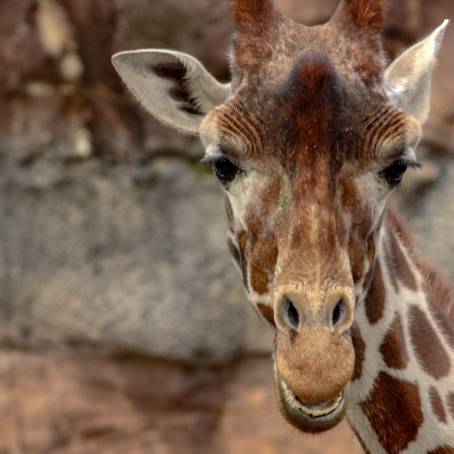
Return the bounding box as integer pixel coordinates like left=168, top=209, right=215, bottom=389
left=384, top=20, right=449, bottom=123
left=112, top=49, right=230, bottom=134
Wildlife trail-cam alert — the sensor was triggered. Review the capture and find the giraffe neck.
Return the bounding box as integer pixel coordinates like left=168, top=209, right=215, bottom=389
left=347, top=208, right=454, bottom=454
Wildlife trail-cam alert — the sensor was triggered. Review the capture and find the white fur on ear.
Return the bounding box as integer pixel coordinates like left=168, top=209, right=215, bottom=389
left=112, top=49, right=230, bottom=134
left=384, top=20, right=449, bottom=123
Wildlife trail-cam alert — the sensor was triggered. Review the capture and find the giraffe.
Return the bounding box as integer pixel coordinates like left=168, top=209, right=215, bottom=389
left=112, top=0, right=454, bottom=452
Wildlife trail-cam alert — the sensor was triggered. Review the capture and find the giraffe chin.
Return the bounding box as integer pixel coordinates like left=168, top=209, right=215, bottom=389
left=275, top=375, right=347, bottom=433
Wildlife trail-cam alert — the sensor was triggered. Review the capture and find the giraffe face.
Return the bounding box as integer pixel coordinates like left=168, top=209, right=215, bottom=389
left=113, top=0, right=447, bottom=438
left=199, top=53, right=421, bottom=431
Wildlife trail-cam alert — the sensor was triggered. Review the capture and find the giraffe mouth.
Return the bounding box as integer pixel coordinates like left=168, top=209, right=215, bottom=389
left=275, top=374, right=347, bottom=432
left=295, top=391, right=344, bottom=418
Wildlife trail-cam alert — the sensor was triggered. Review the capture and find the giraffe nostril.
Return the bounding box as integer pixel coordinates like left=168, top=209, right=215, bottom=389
left=284, top=298, right=300, bottom=330
left=331, top=299, right=346, bottom=328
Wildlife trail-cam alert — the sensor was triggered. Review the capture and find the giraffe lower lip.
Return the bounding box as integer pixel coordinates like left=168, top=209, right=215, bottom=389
left=276, top=376, right=347, bottom=432
left=279, top=379, right=344, bottom=418
left=295, top=392, right=344, bottom=418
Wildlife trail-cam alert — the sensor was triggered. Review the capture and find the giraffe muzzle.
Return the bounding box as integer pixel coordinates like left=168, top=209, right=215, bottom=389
left=275, top=369, right=347, bottom=432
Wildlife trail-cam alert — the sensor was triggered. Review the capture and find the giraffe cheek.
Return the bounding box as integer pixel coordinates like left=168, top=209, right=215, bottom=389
left=248, top=231, right=278, bottom=296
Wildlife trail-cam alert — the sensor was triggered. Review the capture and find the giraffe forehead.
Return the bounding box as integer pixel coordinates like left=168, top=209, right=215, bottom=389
left=204, top=46, right=420, bottom=166
left=207, top=90, right=418, bottom=173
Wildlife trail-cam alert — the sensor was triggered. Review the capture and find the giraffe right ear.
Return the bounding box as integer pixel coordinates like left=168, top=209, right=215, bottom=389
left=384, top=20, right=449, bottom=124
left=112, top=50, right=230, bottom=135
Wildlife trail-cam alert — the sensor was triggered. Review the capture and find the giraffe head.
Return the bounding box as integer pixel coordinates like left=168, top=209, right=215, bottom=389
left=112, top=0, right=448, bottom=433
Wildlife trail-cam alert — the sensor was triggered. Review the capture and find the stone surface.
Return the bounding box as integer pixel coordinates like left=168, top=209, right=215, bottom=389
left=0, top=157, right=272, bottom=362
left=0, top=0, right=453, bottom=364
left=0, top=2, right=452, bottom=452
left=0, top=351, right=358, bottom=453
left=1, top=0, right=453, bottom=162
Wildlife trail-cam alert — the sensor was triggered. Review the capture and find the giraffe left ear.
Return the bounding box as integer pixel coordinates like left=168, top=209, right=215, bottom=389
left=112, top=49, right=230, bottom=135
left=384, top=20, right=449, bottom=124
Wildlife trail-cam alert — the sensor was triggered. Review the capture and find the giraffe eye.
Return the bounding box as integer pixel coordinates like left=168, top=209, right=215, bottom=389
left=214, top=157, right=240, bottom=184
left=380, top=159, right=408, bottom=187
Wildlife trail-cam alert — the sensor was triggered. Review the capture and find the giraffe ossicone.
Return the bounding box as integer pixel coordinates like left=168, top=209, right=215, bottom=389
left=113, top=0, right=453, bottom=451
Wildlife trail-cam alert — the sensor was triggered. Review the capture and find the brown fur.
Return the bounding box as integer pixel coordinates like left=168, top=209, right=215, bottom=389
left=257, top=303, right=274, bottom=325
left=380, top=313, right=409, bottom=370
left=409, top=305, right=451, bottom=380
left=249, top=231, right=278, bottom=295
left=341, top=0, right=385, bottom=31
left=351, top=322, right=365, bottom=381
left=365, top=259, right=385, bottom=324
left=360, top=372, right=423, bottom=452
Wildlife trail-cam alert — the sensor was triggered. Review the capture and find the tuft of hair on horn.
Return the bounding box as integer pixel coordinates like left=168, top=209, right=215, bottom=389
left=230, top=0, right=279, bottom=32
left=331, top=0, right=385, bottom=33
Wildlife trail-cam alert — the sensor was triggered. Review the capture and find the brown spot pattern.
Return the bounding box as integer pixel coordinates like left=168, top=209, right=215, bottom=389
left=429, top=387, right=448, bottom=424
left=409, top=305, right=451, bottom=379
left=448, top=393, right=454, bottom=419
left=388, top=233, right=418, bottom=291
left=257, top=303, right=274, bottom=326
left=351, top=323, right=365, bottom=381
left=365, top=260, right=385, bottom=324
left=361, top=372, right=423, bottom=453
left=250, top=265, right=270, bottom=295
left=379, top=313, right=408, bottom=370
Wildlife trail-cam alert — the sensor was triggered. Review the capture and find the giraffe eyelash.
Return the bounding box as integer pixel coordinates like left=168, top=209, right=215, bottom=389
left=399, top=157, right=422, bottom=170
left=200, top=155, right=224, bottom=166
left=200, top=149, right=242, bottom=170
left=381, top=153, right=422, bottom=171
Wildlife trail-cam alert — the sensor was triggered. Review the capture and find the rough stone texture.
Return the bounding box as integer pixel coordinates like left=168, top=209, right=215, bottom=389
left=0, top=157, right=272, bottom=362
left=1, top=0, right=453, bottom=162
left=0, top=1, right=453, bottom=452
left=0, top=0, right=453, bottom=363
left=0, top=351, right=358, bottom=453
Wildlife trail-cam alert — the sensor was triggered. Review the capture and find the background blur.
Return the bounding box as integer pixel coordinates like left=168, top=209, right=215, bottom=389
left=0, top=0, right=453, bottom=452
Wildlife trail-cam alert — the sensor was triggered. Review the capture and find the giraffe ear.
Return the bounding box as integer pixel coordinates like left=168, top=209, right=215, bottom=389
left=384, top=20, right=449, bottom=124
left=112, top=50, right=230, bottom=135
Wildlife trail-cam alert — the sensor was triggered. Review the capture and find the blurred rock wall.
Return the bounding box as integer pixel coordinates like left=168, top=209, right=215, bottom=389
left=0, top=0, right=453, bottom=364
